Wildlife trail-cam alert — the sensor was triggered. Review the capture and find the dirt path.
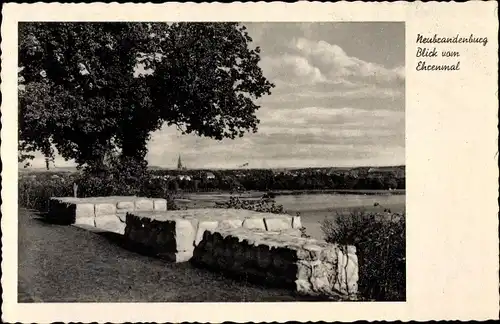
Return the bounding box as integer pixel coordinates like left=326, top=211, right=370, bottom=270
left=18, top=208, right=307, bottom=302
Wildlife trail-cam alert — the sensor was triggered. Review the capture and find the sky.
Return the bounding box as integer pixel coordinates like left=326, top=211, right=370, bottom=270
left=24, top=22, right=405, bottom=170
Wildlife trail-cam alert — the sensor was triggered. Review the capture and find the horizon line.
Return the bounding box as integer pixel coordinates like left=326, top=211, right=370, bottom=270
left=20, top=164, right=406, bottom=171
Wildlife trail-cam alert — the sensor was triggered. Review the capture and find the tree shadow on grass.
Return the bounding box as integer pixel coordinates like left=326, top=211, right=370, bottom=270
left=95, top=231, right=163, bottom=259
left=95, top=231, right=131, bottom=250
left=31, top=212, right=73, bottom=226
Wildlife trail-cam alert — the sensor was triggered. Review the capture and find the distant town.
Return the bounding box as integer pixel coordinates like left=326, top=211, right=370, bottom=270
left=20, top=154, right=405, bottom=193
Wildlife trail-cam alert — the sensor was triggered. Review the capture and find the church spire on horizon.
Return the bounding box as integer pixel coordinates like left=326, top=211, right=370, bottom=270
left=177, top=154, right=183, bottom=170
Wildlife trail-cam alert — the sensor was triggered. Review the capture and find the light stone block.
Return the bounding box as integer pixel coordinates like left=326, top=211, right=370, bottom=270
left=161, top=250, right=194, bottom=263
left=242, top=218, right=266, bottom=230
left=95, top=215, right=121, bottom=227
left=195, top=221, right=219, bottom=246
left=74, top=216, right=95, bottom=227
left=153, top=199, right=167, bottom=211
left=95, top=203, right=116, bottom=217
left=172, top=219, right=197, bottom=252
left=116, top=213, right=127, bottom=223
left=217, top=219, right=243, bottom=230
left=95, top=215, right=125, bottom=234
left=135, top=199, right=154, bottom=211
left=264, top=217, right=292, bottom=231
left=116, top=201, right=135, bottom=211
left=74, top=203, right=96, bottom=219
left=292, top=216, right=302, bottom=229
left=280, top=228, right=302, bottom=237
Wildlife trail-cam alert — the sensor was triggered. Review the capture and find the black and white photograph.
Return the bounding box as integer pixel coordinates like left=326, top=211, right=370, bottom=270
left=17, top=21, right=406, bottom=303
left=2, top=2, right=499, bottom=323
left=18, top=22, right=406, bottom=302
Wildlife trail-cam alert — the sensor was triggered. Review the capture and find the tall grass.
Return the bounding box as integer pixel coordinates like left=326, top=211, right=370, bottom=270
left=321, top=208, right=406, bottom=301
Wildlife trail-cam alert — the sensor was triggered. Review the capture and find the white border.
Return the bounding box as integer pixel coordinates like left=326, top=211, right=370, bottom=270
left=2, top=2, right=499, bottom=322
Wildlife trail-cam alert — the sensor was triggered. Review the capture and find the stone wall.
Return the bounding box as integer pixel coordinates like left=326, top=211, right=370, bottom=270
left=191, top=227, right=359, bottom=299
left=47, top=196, right=167, bottom=234
left=124, top=209, right=302, bottom=262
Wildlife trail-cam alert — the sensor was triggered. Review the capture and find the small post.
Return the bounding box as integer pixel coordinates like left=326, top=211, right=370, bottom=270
left=73, top=182, right=78, bottom=198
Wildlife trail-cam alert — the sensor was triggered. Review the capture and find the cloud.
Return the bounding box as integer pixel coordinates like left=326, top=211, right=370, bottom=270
left=134, top=27, right=406, bottom=169
left=259, top=37, right=404, bottom=101
left=22, top=23, right=405, bottom=170
left=260, top=54, right=325, bottom=85
left=260, top=106, right=404, bottom=126
left=143, top=101, right=405, bottom=169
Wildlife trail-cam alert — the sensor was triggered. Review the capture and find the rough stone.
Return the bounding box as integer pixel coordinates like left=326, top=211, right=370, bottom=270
left=192, top=227, right=359, bottom=299
left=335, top=246, right=359, bottom=295
left=296, top=260, right=312, bottom=281
left=303, top=244, right=322, bottom=261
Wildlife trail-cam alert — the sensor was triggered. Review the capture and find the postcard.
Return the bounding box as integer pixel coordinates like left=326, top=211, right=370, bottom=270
left=2, top=2, right=498, bottom=322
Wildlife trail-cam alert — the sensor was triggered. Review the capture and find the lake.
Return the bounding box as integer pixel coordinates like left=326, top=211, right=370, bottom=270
left=275, top=193, right=405, bottom=214
left=183, top=192, right=406, bottom=240
left=275, top=193, right=405, bottom=239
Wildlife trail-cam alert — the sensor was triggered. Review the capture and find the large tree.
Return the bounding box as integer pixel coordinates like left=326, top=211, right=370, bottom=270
left=19, top=22, right=274, bottom=173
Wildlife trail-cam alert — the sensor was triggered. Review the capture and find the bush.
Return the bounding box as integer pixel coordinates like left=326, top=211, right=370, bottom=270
left=215, top=196, right=286, bottom=214
left=18, top=168, right=182, bottom=212
left=19, top=176, right=73, bottom=211
left=321, top=208, right=405, bottom=301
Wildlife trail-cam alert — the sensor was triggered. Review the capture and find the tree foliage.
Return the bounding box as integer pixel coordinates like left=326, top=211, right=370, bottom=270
left=19, top=22, right=274, bottom=173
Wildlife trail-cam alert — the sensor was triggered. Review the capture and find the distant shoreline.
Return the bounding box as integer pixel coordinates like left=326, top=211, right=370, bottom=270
left=186, top=189, right=405, bottom=197
left=19, top=165, right=406, bottom=173
left=268, top=189, right=405, bottom=196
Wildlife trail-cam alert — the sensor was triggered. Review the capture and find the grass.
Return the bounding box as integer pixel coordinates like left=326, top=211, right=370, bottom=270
left=18, top=208, right=318, bottom=302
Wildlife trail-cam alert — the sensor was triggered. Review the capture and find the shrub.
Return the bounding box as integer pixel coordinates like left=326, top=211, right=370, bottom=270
left=321, top=208, right=405, bottom=301
left=19, top=176, right=73, bottom=211
left=215, top=196, right=286, bottom=214
left=18, top=168, right=182, bottom=212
